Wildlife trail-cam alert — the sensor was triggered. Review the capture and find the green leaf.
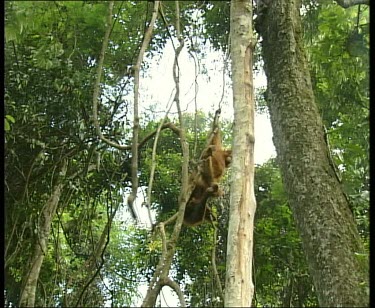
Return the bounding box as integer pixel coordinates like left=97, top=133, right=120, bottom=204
left=354, top=252, right=367, bottom=260
left=5, top=118, right=10, bottom=131
left=6, top=114, right=15, bottom=123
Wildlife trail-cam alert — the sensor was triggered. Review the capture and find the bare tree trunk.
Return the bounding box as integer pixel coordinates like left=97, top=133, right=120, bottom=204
left=19, top=160, right=68, bottom=307
left=224, top=0, right=256, bottom=306
left=255, top=0, right=369, bottom=306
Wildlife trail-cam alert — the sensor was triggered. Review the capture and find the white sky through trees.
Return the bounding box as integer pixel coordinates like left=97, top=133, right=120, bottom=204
left=121, top=41, right=276, bottom=307
left=140, top=40, right=275, bottom=165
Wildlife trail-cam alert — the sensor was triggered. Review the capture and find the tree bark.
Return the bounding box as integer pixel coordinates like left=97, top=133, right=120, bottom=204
left=224, top=0, right=256, bottom=306
left=19, top=160, right=68, bottom=307
left=255, top=0, right=369, bottom=306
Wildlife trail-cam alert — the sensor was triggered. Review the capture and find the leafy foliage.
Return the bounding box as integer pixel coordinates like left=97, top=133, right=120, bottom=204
left=4, top=0, right=369, bottom=306
left=5, top=1, right=153, bottom=306
left=254, top=160, right=318, bottom=306
left=304, top=3, right=369, bottom=243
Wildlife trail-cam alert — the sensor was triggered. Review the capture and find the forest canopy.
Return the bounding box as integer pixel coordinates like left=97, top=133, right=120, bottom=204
left=5, top=1, right=369, bottom=307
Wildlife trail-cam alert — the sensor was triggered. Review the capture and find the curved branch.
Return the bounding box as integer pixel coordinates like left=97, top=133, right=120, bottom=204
left=92, top=1, right=130, bottom=151
left=145, top=101, right=175, bottom=227
left=141, top=2, right=189, bottom=307
left=91, top=2, right=180, bottom=160
left=138, top=122, right=182, bottom=149
left=334, top=0, right=369, bottom=7
left=162, top=277, right=187, bottom=307
left=92, top=1, right=163, bottom=154
left=168, top=0, right=190, bottom=250
left=127, top=0, right=161, bottom=221
left=187, top=40, right=200, bottom=158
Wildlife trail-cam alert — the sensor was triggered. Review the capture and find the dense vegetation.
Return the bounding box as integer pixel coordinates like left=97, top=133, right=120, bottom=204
left=5, top=1, right=368, bottom=306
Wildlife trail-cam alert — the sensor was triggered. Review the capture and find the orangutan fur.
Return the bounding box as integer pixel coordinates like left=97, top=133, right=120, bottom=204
left=183, top=110, right=232, bottom=226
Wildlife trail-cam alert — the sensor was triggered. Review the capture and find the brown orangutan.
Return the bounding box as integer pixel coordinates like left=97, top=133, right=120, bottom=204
left=183, top=109, right=232, bottom=226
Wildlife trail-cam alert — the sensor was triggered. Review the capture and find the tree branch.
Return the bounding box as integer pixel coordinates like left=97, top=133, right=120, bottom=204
left=91, top=1, right=168, bottom=156
left=138, top=122, right=181, bottom=149
left=162, top=277, right=187, bottom=307
left=187, top=40, right=200, bottom=158
left=334, top=0, right=369, bottom=8
left=145, top=101, right=175, bottom=227
left=211, top=223, right=224, bottom=301
left=127, top=0, right=160, bottom=221
left=92, top=1, right=130, bottom=151
left=141, top=2, right=190, bottom=306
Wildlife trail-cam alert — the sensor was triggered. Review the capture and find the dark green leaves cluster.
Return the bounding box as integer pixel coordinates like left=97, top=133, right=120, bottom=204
left=5, top=1, right=154, bottom=306
left=254, top=160, right=318, bottom=306
left=304, top=3, right=369, bottom=243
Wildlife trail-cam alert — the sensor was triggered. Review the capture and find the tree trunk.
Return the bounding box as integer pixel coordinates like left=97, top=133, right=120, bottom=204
left=224, top=0, right=256, bottom=306
left=19, top=160, right=68, bottom=307
left=255, top=0, right=369, bottom=306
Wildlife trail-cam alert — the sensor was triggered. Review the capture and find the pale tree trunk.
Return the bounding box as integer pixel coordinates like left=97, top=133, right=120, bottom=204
left=19, top=160, right=68, bottom=307
left=224, top=0, right=256, bottom=306
left=255, top=0, right=369, bottom=306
